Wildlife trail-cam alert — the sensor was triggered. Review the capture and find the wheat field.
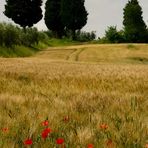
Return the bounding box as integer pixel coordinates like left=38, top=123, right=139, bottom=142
left=0, top=44, right=148, bottom=148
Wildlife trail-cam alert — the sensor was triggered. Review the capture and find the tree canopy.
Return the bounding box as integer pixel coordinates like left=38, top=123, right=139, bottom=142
left=123, top=0, right=147, bottom=43
left=44, top=0, right=64, bottom=38
left=4, top=0, right=43, bottom=29
left=61, top=0, right=88, bottom=39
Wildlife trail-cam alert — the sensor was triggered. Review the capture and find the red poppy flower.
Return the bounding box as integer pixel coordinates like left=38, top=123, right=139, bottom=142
left=100, top=123, right=108, bottom=130
left=41, top=128, right=51, bottom=139
left=106, top=139, right=112, bottom=145
left=1, top=128, right=9, bottom=132
left=106, top=139, right=114, bottom=148
left=87, top=144, right=94, bottom=148
left=63, top=116, right=69, bottom=122
left=42, top=120, right=49, bottom=126
left=56, top=138, right=64, bottom=145
left=145, top=144, right=148, bottom=148
left=42, top=131, right=48, bottom=139
left=44, top=128, right=51, bottom=133
left=24, top=139, right=33, bottom=145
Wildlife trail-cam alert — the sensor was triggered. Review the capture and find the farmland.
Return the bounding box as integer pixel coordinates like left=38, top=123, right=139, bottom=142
left=0, top=44, right=148, bottom=147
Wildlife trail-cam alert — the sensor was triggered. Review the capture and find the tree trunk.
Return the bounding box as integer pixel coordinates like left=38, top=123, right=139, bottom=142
left=72, top=30, right=76, bottom=40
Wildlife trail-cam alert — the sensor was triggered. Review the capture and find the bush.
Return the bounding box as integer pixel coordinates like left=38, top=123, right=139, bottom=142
left=44, top=30, right=54, bottom=38
left=0, top=23, right=20, bottom=47
left=21, top=28, right=40, bottom=47
left=0, top=22, right=51, bottom=48
left=75, top=30, right=96, bottom=42
left=38, top=32, right=50, bottom=44
left=98, top=37, right=109, bottom=44
left=104, top=26, right=125, bottom=43
left=0, top=23, right=5, bottom=46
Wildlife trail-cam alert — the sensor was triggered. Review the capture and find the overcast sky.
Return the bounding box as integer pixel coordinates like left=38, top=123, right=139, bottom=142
left=0, top=0, right=148, bottom=37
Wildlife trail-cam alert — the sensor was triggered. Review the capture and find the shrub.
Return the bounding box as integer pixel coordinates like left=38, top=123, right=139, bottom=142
left=98, top=37, right=109, bottom=44
left=75, top=31, right=96, bottom=42
left=21, top=28, right=40, bottom=47
left=38, top=32, right=50, bottom=44
left=102, top=26, right=125, bottom=43
left=0, top=23, right=5, bottom=46
left=3, top=24, right=20, bottom=47
left=44, top=30, right=53, bottom=38
left=0, top=22, right=52, bottom=48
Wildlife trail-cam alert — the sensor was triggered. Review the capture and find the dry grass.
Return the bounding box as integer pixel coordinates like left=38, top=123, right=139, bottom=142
left=0, top=44, right=148, bottom=147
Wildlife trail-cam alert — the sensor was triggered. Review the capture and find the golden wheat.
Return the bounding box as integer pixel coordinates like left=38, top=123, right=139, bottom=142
left=0, top=44, right=148, bottom=147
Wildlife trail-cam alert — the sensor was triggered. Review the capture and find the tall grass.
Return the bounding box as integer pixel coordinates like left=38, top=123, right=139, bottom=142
left=0, top=46, right=40, bottom=57
left=0, top=47, right=148, bottom=147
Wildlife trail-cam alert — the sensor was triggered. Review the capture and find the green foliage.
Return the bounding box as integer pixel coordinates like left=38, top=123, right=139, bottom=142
left=61, top=0, right=88, bottom=39
left=21, top=28, right=40, bottom=47
left=127, top=44, right=136, bottom=49
left=0, top=23, right=20, bottom=47
left=0, top=46, right=36, bottom=57
left=0, top=22, right=84, bottom=57
left=0, top=23, right=51, bottom=48
left=97, top=37, right=109, bottom=44
left=4, top=0, right=43, bottom=29
left=0, top=22, right=53, bottom=57
left=4, top=24, right=21, bottom=48
left=123, top=0, right=147, bottom=43
left=105, top=26, right=125, bottom=43
left=38, top=32, right=50, bottom=44
left=44, top=0, right=64, bottom=38
left=75, top=31, right=96, bottom=42
left=44, top=30, right=53, bottom=38
left=0, top=23, right=5, bottom=46
left=46, top=38, right=79, bottom=47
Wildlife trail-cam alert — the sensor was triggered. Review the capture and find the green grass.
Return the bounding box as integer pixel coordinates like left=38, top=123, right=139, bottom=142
left=46, top=38, right=81, bottom=47
left=0, top=39, right=81, bottom=58
left=0, top=46, right=37, bottom=57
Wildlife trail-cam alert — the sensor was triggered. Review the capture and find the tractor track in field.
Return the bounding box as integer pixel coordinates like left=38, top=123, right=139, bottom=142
left=66, top=48, right=86, bottom=61
left=35, top=44, right=133, bottom=61
left=66, top=48, right=77, bottom=60
left=35, top=45, right=88, bottom=61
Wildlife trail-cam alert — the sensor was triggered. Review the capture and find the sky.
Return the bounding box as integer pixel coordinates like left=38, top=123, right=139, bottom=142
left=0, top=0, right=148, bottom=37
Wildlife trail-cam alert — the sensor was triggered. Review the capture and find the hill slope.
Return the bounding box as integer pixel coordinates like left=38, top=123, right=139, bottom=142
left=35, top=44, right=148, bottom=64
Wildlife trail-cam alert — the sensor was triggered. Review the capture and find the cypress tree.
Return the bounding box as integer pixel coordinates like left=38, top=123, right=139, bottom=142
left=123, top=0, right=147, bottom=43
left=44, top=0, right=64, bottom=38
left=4, top=0, right=43, bottom=30
left=61, top=0, right=88, bottom=40
left=31, top=0, right=43, bottom=25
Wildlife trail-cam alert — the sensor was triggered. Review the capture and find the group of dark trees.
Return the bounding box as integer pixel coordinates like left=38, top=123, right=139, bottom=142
left=101, top=0, right=148, bottom=43
left=3, top=0, right=148, bottom=43
left=4, top=0, right=88, bottom=40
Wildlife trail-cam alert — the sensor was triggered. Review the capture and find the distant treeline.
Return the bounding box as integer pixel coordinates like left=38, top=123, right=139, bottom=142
left=0, top=22, right=96, bottom=48
left=99, top=25, right=148, bottom=44
left=1, top=0, right=148, bottom=45
left=99, top=0, right=148, bottom=43
left=4, top=0, right=88, bottom=40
